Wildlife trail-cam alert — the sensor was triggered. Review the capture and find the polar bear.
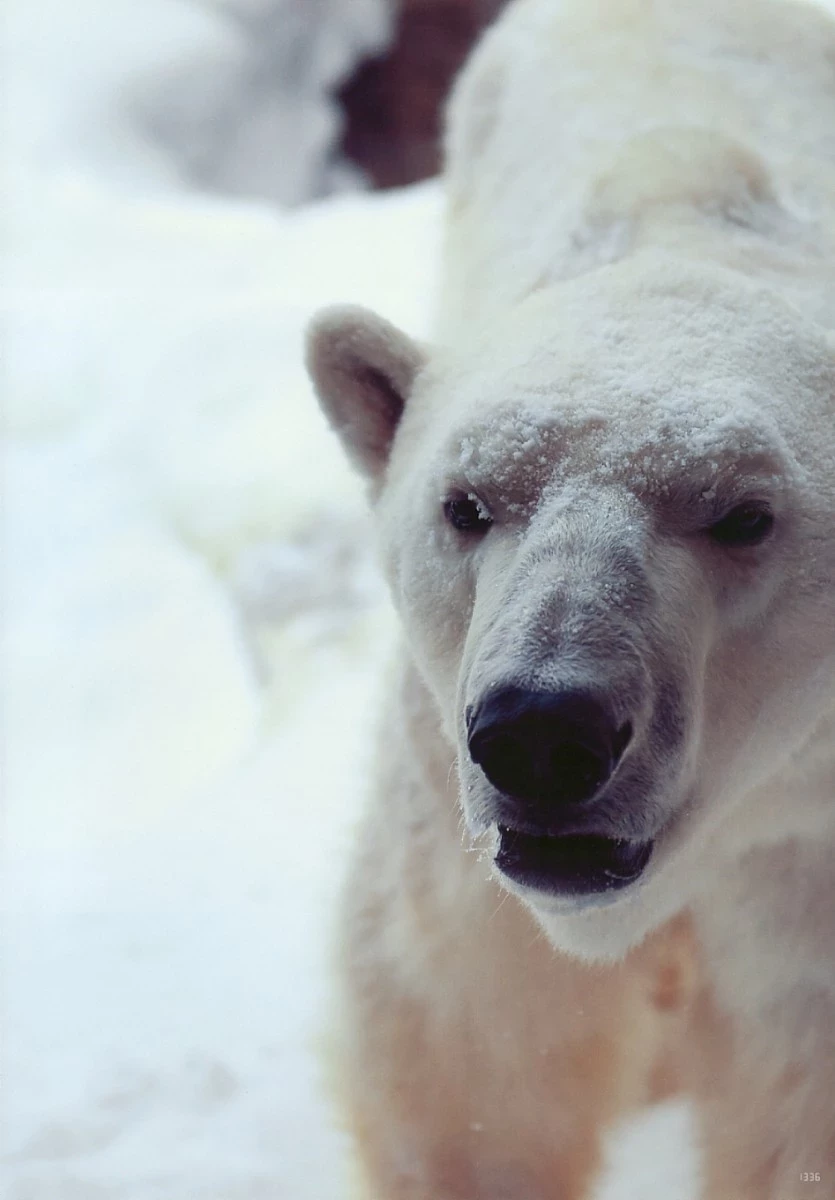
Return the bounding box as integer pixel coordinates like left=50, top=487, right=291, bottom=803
left=306, top=1, right=835, bottom=1196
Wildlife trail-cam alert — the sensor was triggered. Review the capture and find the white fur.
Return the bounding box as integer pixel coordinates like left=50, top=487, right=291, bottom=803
left=307, top=1, right=835, bottom=1195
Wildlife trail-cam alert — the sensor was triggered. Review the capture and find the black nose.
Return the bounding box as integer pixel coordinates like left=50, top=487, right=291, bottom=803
left=467, top=686, right=629, bottom=811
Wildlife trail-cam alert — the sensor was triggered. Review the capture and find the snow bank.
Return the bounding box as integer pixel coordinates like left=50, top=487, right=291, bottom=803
left=3, top=0, right=393, bottom=206
left=4, top=15, right=439, bottom=1185
left=131, top=0, right=394, bottom=206
left=3, top=177, right=438, bottom=1200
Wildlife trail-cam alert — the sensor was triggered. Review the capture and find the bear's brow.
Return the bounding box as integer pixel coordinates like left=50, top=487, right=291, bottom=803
left=445, top=425, right=787, bottom=517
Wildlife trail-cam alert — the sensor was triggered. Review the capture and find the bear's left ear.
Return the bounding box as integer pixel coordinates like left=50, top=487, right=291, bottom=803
left=305, top=305, right=428, bottom=481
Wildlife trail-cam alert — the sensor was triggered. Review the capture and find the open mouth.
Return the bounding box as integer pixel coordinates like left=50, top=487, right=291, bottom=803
left=495, top=825, right=654, bottom=896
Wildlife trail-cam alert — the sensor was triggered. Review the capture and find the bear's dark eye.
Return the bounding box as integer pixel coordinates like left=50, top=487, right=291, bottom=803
left=443, top=492, right=493, bottom=534
left=708, top=502, right=774, bottom=548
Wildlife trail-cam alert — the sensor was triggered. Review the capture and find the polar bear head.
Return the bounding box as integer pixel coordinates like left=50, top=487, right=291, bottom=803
left=307, top=254, right=835, bottom=960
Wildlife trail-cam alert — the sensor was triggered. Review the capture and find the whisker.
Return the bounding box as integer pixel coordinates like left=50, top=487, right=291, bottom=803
left=489, top=890, right=511, bottom=922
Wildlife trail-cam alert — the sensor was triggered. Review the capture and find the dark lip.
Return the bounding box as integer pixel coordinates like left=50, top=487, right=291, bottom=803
left=494, top=825, right=654, bottom=896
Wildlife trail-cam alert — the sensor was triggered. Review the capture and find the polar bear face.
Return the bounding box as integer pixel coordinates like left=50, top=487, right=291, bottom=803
left=307, top=256, right=835, bottom=959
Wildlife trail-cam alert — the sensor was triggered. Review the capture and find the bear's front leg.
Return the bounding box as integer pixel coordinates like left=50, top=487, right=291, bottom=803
left=689, top=983, right=835, bottom=1200
left=688, top=842, right=835, bottom=1200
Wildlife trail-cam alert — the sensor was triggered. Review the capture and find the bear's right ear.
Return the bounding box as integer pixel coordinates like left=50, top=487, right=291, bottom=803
left=305, top=305, right=428, bottom=481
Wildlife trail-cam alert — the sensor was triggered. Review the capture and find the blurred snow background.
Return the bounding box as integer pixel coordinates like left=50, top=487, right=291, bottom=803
left=2, top=1, right=701, bottom=1196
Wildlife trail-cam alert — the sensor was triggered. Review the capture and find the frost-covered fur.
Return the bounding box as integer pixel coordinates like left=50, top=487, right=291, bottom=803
left=306, top=1, right=835, bottom=1196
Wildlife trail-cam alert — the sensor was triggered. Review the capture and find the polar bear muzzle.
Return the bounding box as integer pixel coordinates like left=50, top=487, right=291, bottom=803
left=465, top=683, right=648, bottom=896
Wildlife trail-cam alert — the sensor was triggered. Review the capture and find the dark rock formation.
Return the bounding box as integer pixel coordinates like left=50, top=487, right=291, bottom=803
left=338, top=0, right=507, bottom=189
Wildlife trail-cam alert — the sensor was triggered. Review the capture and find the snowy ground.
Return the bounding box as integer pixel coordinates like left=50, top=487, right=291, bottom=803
left=3, top=3, right=702, bottom=1197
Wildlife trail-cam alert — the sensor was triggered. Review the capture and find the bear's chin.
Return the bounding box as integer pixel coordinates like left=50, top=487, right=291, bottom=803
left=519, top=870, right=683, bottom=965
